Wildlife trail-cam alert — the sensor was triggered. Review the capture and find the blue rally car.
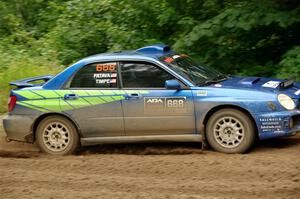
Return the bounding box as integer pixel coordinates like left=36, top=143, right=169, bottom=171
left=3, top=44, right=300, bottom=155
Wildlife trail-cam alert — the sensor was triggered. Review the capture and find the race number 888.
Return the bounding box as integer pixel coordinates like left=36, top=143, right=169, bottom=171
left=166, top=98, right=185, bottom=108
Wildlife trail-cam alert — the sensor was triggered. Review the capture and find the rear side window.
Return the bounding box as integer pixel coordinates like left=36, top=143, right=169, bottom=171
left=70, top=62, right=118, bottom=88
left=121, top=62, right=174, bottom=88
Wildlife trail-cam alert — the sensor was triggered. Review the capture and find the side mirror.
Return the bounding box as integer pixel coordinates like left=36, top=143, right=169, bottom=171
left=165, top=79, right=182, bottom=90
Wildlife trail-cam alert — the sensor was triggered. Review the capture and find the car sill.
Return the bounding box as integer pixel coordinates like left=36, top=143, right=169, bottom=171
left=81, top=134, right=202, bottom=146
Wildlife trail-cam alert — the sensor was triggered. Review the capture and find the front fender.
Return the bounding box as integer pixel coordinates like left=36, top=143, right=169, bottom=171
left=192, top=88, right=278, bottom=135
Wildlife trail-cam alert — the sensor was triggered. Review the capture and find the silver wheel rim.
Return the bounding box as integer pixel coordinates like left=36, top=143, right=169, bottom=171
left=213, top=116, right=245, bottom=148
left=42, top=122, right=70, bottom=152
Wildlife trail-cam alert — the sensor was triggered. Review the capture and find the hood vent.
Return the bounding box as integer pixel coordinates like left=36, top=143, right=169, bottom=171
left=239, top=77, right=260, bottom=86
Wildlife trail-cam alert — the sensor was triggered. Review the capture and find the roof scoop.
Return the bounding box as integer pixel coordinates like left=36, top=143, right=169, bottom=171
left=136, top=44, right=171, bottom=55
left=239, top=77, right=261, bottom=86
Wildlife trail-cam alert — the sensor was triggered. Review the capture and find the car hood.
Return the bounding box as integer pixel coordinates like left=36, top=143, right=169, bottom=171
left=208, top=76, right=300, bottom=99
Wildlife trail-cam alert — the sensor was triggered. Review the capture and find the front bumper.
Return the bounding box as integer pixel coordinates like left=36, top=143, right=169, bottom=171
left=3, top=114, right=35, bottom=143
left=254, top=110, right=300, bottom=140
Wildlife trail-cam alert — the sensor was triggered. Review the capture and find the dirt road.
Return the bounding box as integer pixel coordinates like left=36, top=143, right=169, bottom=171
left=0, top=116, right=299, bottom=199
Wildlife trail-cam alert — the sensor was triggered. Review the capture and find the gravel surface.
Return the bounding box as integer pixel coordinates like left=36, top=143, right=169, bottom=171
left=0, top=115, right=299, bottom=199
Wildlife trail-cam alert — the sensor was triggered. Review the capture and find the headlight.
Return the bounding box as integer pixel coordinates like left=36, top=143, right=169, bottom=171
left=277, top=94, right=296, bottom=110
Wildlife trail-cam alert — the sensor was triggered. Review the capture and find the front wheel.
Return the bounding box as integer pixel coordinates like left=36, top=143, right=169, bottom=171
left=36, top=116, right=79, bottom=155
left=206, top=109, right=256, bottom=154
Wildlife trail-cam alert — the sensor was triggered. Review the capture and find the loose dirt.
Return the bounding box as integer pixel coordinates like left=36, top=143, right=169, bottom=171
left=0, top=115, right=299, bottom=199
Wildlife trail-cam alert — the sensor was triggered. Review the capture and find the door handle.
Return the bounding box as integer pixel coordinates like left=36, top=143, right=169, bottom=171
left=64, top=94, right=79, bottom=100
left=126, top=93, right=142, bottom=100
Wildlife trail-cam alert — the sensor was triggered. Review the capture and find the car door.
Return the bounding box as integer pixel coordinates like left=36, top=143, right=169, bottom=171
left=60, top=61, right=125, bottom=138
left=120, top=61, right=196, bottom=136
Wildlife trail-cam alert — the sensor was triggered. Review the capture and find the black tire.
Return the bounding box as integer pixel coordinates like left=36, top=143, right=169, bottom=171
left=36, top=115, right=79, bottom=155
left=206, top=108, right=256, bottom=154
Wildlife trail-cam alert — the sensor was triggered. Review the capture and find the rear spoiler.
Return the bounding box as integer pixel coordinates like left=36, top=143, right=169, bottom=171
left=9, top=75, right=53, bottom=88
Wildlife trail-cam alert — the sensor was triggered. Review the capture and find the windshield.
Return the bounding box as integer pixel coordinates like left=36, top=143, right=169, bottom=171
left=160, top=54, right=228, bottom=86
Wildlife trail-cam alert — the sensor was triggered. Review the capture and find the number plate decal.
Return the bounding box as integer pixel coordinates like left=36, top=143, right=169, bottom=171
left=144, top=97, right=186, bottom=113
left=166, top=98, right=186, bottom=109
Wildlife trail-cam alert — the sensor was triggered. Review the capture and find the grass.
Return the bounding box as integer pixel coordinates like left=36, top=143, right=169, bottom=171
left=0, top=53, right=61, bottom=113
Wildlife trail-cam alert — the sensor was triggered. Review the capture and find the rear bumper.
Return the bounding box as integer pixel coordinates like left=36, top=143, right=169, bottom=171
left=2, top=114, right=34, bottom=143
left=254, top=110, right=300, bottom=140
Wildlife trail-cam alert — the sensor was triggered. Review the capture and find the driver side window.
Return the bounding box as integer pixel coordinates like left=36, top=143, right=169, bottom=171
left=121, top=62, right=174, bottom=88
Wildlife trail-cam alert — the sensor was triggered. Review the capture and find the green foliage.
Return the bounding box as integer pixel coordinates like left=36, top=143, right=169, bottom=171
left=0, top=0, right=299, bottom=113
left=173, top=0, right=300, bottom=75
left=278, top=46, right=300, bottom=81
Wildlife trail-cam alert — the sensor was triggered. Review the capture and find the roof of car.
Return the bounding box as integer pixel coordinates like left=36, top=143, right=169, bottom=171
left=81, top=44, right=174, bottom=62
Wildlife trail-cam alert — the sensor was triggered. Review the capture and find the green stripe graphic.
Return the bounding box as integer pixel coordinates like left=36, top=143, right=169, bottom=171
left=15, top=89, right=148, bottom=112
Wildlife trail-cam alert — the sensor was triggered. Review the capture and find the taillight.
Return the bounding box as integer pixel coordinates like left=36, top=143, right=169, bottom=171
left=8, top=95, right=17, bottom=112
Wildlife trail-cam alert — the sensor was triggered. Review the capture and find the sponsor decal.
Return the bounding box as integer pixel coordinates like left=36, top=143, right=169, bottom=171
left=197, top=90, right=208, bottom=96
left=95, top=79, right=117, bottom=84
left=259, top=117, right=283, bottom=132
left=164, top=57, right=174, bottom=63
left=295, top=89, right=300, bottom=95
left=262, top=81, right=281, bottom=88
left=172, top=55, right=181, bottom=59
left=144, top=97, right=186, bottom=111
left=145, top=98, right=165, bottom=110
left=93, top=73, right=117, bottom=78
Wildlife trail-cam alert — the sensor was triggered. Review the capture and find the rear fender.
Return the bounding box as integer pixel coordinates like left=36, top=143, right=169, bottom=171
left=31, top=112, right=82, bottom=142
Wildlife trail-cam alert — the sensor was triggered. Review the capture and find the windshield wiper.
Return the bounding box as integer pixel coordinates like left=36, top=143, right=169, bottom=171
left=213, top=74, right=229, bottom=81
left=197, top=74, right=229, bottom=86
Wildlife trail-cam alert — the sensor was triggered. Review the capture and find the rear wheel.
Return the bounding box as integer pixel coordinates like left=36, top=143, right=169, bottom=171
left=36, top=116, right=79, bottom=155
left=206, top=109, right=256, bottom=154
